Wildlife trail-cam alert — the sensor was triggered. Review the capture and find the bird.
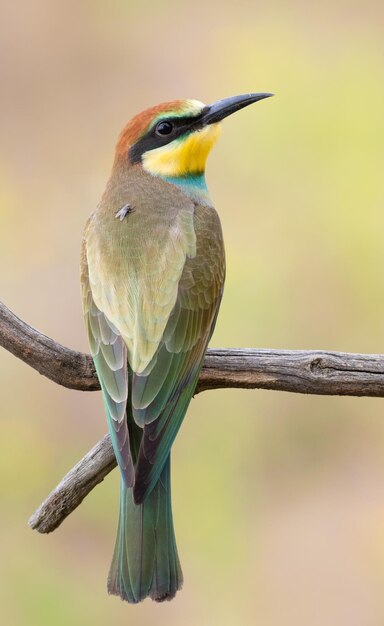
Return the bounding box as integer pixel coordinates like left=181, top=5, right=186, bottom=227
left=80, top=93, right=272, bottom=604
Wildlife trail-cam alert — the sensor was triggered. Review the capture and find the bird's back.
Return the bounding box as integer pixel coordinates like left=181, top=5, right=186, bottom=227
left=81, top=166, right=225, bottom=497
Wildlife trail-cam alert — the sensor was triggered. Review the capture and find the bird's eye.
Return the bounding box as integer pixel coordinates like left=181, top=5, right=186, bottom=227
left=155, top=121, right=174, bottom=136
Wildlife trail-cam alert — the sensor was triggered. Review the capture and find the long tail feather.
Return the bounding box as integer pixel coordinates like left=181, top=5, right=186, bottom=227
left=107, top=455, right=183, bottom=603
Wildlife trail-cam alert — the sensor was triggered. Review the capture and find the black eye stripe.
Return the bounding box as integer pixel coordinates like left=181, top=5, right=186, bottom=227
left=129, top=113, right=205, bottom=164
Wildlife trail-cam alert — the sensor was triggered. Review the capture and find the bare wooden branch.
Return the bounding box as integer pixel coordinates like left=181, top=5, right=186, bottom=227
left=0, top=301, right=97, bottom=391
left=2, top=301, right=384, bottom=398
left=28, top=435, right=115, bottom=533
left=1, top=299, right=384, bottom=533
left=197, top=348, right=384, bottom=397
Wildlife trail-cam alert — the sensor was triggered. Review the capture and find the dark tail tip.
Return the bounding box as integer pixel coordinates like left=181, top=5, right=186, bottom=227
left=154, top=588, right=182, bottom=603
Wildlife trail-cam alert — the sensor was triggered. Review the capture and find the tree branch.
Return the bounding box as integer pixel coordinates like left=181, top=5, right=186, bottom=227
left=0, top=301, right=97, bottom=391
left=2, top=300, right=384, bottom=397
left=28, top=435, right=116, bottom=533
left=1, top=299, right=384, bottom=533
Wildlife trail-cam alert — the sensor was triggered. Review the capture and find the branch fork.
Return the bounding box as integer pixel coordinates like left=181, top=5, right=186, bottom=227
left=0, top=300, right=383, bottom=533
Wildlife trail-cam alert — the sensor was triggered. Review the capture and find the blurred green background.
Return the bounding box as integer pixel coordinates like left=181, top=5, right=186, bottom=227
left=1, top=0, right=384, bottom=624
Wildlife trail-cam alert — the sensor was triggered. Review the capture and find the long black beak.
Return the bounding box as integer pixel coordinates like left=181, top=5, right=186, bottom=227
left=201, top=93, right=273, bottom=125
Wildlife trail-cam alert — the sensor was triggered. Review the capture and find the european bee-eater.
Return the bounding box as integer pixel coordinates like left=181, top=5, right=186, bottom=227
left=81, top=93, right=272, bottom=603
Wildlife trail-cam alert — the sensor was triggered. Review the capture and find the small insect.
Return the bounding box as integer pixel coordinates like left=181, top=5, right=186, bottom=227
left=115, top=204, right=134, bottom=221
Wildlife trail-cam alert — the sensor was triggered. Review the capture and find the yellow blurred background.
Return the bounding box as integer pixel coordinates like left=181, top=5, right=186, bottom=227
left=1, top=1, right=384, bottom=624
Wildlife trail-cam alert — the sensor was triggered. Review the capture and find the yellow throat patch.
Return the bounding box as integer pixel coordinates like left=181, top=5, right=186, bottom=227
left=142, top=123, right=222, bottom=178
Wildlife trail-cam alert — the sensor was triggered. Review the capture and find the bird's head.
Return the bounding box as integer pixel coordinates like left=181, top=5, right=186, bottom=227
left=115, top=94, right=272, bottom=178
